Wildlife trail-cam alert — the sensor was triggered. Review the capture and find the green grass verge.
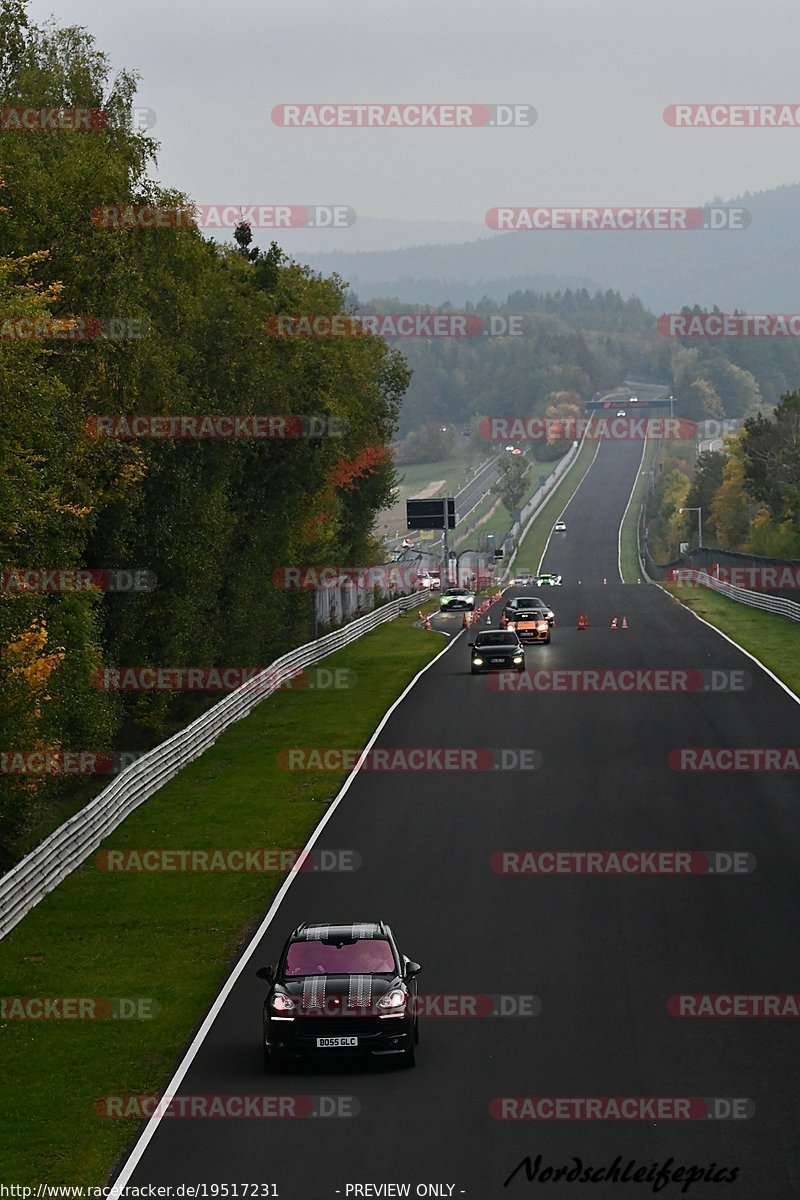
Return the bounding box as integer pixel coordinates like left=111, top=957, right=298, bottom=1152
left=619, top=437, right=659, bottom=583
left=454, top=453, right=572, bottom=550
left=0, top=613, right=444, bottom=1184
left=663, top=584, right=800, bottom=697
left=453, top=490, right=502, bottom=548
left=511, top=436, right=599, bottom=573
left=395, top=448, right=484, bottom=499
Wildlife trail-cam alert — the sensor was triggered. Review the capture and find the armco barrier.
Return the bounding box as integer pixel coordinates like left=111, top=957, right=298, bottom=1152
left=502, top=438, right=583, bottom=577
left=0, top=592, right=420, bottom=941
left=668, top=569, right=800, bottom=623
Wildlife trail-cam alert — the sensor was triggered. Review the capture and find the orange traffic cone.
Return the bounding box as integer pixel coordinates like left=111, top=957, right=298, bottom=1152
left=418, top=610, right=424, bottom=621
left=461, top=612, right=469, bottom=629
left=621, top=616, right=629, bottom=629
left=610, top=617, right=618, bottom=630
left=424, top=615, right=432, bottom=630
left=577, top=614, right=588, bottom=630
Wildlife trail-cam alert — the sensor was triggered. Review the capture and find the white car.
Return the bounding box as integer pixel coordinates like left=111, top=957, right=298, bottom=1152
left=554, top=520, right=566, bottom=532
left=415, top=571, right=441, bottom=591
left=535, top=573, right=562, bottom=587
left=512, top=574, right=534, bottom=586
left=616, top=410, right=626, bottom=417
left=629, top=395, right=639, bottom=403
left=439, top=587, right=476, bottom=612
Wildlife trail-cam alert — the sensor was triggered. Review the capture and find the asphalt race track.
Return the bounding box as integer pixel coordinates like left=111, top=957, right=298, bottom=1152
left=116, top=432, right=800, bottom=1198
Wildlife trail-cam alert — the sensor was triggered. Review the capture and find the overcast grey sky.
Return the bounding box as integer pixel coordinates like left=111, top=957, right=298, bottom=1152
left=25, top=0, right=800, bottom=250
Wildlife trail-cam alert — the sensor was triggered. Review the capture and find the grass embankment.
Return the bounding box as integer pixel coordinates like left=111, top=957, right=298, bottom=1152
left=0, top=614, right=445, bottom=1183
left=511, top=435, right=599, bottom=573
left=663, top=584, right=800, bottom=698
left=619, top=436, right=659, bottom=583
left=454, top=451, right=574, bottom=550
left=395, top=448, right=482, bottom=499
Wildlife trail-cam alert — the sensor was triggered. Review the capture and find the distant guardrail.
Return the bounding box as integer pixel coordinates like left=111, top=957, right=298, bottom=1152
left=0, top=592, right=420, bottom=941
left=666, top=569, right=800, bottom=622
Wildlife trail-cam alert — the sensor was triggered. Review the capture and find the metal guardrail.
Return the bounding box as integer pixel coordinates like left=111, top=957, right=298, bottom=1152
left=0, top=592, right=420, bottom=941
left=669, top=570, right=800, bottom=622
left=501, top=441, right=581, bottom=576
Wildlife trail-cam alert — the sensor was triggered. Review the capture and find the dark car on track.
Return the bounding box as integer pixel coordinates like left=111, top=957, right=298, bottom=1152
left=469, top=629, right=525, bottom=674
left=257, top=921, right=421, bottom=1068
left=502, top=596, right=555, bottom=627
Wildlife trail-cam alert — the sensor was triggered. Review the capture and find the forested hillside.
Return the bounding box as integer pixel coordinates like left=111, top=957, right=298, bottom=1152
left=378, top=290, right=800, bottom=436
left=0, top=2, right=407, bottom=863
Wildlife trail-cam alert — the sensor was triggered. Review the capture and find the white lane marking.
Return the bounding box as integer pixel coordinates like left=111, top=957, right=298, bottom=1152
left=658, top=584, right=800, bottom=707
left=112, top=632, right=458, bottom=1187
left=537, top=438, right=602, bottom=575
left=617, top=436, right=649, bottom=583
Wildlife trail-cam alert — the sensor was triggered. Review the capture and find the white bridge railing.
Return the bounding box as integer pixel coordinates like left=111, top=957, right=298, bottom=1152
left=672, top=569, right=800, bottom=622
left=0, top=592, right=420, bottom=941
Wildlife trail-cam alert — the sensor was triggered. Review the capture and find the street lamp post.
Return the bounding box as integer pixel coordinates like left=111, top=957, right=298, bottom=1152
left=679, top=506, right=703, bottom=549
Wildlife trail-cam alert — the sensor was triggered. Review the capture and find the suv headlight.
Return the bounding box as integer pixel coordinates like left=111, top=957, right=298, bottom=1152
left=270, top=992, right=296, bottom=1015
left=513, top=655, right=523, bottom=664
left=472, top=657, right=483, bottom=665
left=377, top=989, right=407, bottom=1013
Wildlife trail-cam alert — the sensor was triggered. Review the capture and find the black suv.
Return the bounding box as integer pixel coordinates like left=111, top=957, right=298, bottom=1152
left=257, top=921, right=420, bottom=1068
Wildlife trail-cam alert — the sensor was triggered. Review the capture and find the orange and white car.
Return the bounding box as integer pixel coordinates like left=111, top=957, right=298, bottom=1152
left=507, top=610, right=551, bottom=644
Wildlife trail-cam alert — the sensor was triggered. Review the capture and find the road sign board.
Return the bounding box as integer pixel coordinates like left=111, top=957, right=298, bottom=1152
left=406, top=498, right=456, bottom=530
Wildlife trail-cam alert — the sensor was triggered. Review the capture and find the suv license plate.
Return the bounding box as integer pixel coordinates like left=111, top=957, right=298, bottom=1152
left=316, top=1036, right=358, bottom=1048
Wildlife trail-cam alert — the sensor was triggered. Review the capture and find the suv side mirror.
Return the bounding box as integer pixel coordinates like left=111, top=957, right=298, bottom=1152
left=404, top=960, right=421, bottom=979
left=256, top=965, right=275, bottom=983
left=467, top=641, right=474, bottom=647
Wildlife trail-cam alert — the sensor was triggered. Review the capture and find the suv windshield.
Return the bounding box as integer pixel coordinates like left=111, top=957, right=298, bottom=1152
left=475, top=632, right=518, bottom=646
left=445, top=589, right=469, bottom=596
left=283, top=938, right=396, bottom=976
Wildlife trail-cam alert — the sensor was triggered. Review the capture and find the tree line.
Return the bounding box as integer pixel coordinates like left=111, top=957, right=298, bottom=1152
left=380, top=290, right=800, bottom=438
left=0, top=1, right=408, bottom=865
left=645, top=392, right=800, bottom=561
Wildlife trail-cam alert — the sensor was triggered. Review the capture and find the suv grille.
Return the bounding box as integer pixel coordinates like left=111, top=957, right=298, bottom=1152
left=295, top=1017, right=384, bottom=1037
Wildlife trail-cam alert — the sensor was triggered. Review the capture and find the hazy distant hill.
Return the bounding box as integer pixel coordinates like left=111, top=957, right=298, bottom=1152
left=297, top=184, right=800, bottom=313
